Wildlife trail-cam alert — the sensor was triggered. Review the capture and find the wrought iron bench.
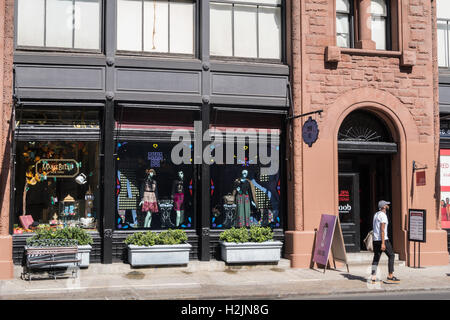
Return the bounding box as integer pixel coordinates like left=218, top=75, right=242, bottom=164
left=22, top=242, right=80, bottom=281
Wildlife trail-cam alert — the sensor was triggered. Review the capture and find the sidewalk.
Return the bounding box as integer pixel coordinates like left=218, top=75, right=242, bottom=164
left=0, top=259, right=449, bottom=300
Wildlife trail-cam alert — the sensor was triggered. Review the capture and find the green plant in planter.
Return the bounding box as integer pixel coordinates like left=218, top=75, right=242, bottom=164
left=124, top=232, right=158, bottom=246
left=219, top=226, right=274, bottom=243
left=249, top=226, right=273, bottom=243
left=124, top=229, right=188, bottom=246
left=157, top=229, right=188, bottom=245
left=219, top=227, right=250, bottom=243
left=27, top=226, right=93, bottom=246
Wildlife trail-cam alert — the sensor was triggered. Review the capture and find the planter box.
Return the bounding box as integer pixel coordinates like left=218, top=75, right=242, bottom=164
left=128, top=243, right=192, bottom=267
left=77, top=245, right=92, bottom=268
left=220, top=241, right=283, bottom=264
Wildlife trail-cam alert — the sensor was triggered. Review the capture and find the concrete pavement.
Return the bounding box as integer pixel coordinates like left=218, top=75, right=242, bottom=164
left=0, top=258, right=449, bottom=300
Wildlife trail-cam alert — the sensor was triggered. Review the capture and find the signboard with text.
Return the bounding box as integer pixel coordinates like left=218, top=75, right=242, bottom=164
left=408, top=209, right=426, bottom=243
left=313, top=214, right=348, bottom=271
left=35, top=159, right=79, bottom=178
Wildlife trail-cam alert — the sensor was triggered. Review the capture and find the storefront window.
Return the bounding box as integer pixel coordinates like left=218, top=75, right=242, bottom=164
left=210, top=128, right=282, bottom=229
left=115, top=141, right=195, bottom=230
left=14, top=141, right=100, bottom=232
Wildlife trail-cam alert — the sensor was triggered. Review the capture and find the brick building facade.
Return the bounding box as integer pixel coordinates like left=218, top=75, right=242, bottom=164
left=286, top=0, right=449, bottom=268
left=0, top=0, right=448, bottom=280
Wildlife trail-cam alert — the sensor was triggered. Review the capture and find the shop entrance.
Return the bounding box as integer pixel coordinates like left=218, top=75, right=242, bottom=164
left=337, top=110, right=397, bottom=253
left=338, top=154, right=393, bottom=252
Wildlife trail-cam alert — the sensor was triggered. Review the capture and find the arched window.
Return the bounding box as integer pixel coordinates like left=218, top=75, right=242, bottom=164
left=338, top=110, right=392, bottom=143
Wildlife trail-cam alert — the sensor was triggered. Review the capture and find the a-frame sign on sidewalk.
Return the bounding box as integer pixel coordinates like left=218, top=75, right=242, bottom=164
left=312, top=214, right=349, bottom=273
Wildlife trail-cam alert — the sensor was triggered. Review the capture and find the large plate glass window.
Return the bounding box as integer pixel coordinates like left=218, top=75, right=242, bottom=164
left=13, top=109, right=100, bottom=233
left=437, top=0, right=450, bottom=68
left=209, top=126, right=282, bottom=229
left=210, top=0, right=282, bottom=60
left=16, top=0, right=101, bottom=50
left=117, top=0, right=195, bottom=55
left=115, top=140, right=195, bottom=230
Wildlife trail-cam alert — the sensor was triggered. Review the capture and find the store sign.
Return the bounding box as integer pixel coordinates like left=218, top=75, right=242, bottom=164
left=35, top=159, right=79, bottom=178
left=302, top=116, right=319, bottom=147
left=439, top=149, right=450, bottom=229
left=313, top=214, right=348, bottom=271
left=416, top=171, right=426, bottom=186
left=313, top=214, right=336, bottom=266
left=408, top=209, right=426, bottom=243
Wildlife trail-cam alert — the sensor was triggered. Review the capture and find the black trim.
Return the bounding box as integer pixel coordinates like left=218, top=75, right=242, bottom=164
left=338, top=141, right=398, bottom=154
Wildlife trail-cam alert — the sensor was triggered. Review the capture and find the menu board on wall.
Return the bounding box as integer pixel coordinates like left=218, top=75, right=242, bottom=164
left=408, top=209, right=426, bottom=243
left=439, top=149, right=450, bottom=229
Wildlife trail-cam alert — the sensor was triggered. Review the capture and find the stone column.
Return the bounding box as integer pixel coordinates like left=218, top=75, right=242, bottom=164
left=0, top=0, right=14, bottom=280
left=356, top=0, right=376, bottom=49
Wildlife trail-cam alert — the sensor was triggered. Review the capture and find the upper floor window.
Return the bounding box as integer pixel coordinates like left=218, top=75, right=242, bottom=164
left=335, top=0, right=393, bottom=51
left=116, top=0, right=195, bottom=55
left=336, top=0, right=353, bottom=48
left=210, top=0, right=282, bottom=60
left=437, top=0, right=450, bottom=68
left=17, top=0, right=101, bottom=50
left=371, top=0, right=389, bottom=50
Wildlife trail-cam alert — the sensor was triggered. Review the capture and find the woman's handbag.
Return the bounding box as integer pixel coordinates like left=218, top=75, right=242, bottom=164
left=223, top=193, right=235, bottom=205
left=364, top=230, right=374, bottom=252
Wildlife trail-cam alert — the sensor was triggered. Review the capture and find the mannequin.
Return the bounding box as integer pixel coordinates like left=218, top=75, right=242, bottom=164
left=232, top=170, right=258, bottom=227
left=139, top=169, right=159, bottom=228
left=172, top=171, right=185, bottom=227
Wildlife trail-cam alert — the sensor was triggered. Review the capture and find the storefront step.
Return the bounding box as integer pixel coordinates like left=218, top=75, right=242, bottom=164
left=345, top=251, right=405, bottom=267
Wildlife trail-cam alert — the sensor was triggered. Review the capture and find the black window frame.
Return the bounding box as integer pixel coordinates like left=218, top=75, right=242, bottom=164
left=336, top=0, right=355, bottom=48
left=209, top=0, right=285, bottom=64
left=14, top=0, right=105, bottom=54
left=115, top=0, right=198, bottom=59
left=371, top=0, right=392, bottom=51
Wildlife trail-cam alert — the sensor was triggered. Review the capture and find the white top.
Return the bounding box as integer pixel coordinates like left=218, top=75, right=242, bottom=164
left=373, top=210, right=388, bottom=241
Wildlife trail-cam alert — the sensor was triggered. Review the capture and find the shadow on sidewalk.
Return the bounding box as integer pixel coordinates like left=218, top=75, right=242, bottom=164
left=340, top=273, right=368, bottom=283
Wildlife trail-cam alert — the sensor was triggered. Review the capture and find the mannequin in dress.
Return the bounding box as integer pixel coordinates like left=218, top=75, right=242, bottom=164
left=139, top=169, right=159, bottom=228
left=172, top=171, right=185, bottom=227
left=232, top=170, right=258, bottom=227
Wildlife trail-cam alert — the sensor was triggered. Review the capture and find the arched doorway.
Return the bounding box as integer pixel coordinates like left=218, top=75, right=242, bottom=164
left=338, top=110, right=398, bottom=252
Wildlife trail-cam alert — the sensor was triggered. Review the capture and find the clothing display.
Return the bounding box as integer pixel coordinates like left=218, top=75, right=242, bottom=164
left=173, top=193, right=184, bottom=211
left=172, top=174, right=185, bottom=227
left=232, top=176, right=258, bottom=228
left=141, top=178, right=159, bottom=213
left=140, top=173, right=159, bottom=229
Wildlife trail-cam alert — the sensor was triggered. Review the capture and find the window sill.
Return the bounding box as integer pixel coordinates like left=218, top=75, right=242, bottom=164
left=325, top=46, right=415, bottom=67
left=340, top=48, right=401, bottom=57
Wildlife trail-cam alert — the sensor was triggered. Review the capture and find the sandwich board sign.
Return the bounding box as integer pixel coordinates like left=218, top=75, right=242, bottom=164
left=313, top=214, right=349, bottom=273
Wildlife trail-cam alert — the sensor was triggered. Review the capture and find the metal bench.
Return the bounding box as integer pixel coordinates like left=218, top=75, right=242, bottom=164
left=22, top=246, right=80, bottom=281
